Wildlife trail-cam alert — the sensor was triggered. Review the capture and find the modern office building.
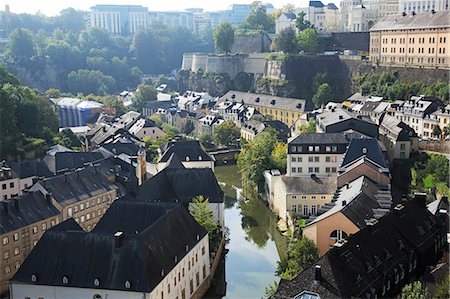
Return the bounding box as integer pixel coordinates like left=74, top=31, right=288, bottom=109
left=89, top=5, right=150, bottom=35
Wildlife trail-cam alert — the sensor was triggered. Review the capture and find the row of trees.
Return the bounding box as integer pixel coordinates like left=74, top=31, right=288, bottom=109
left=353, top=70, right=450, bottom=104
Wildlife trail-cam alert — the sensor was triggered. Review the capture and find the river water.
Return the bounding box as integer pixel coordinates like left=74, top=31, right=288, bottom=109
left=214, top=165, right=287, bottom=299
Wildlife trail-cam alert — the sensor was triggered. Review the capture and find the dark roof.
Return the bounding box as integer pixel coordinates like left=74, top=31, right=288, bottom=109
left=42, top=151, right=104, bottom=174
left=379, top=115, right=417, bottom=141
left=281, top=176, right=337, bottom=195
left=143, top=100, right=174, bottom=111
left=309, top=1, right=324, bottom=7
left=0, top=192, right=60, bottom=234
left=327, top=3, right=338, bottom=10
left=340, top=138, right=388, bottom=169
left=164, top=153, right=186, bottom=170
left=101, top=139, right=144, bottom=156
left=136, top=167, right=224, bottom=204
left=289, top=133, right=350, bottom=145
left=317, top=108, right=378, bottom=137
left=282, top=12, right=296, bottom=19
left=159, top=140, right=213, bottom=163
left=11, top=203, right=207, bottom=293
left=273, top=196, right=446, bottom=299
left=371, top=11, right=450, bottom=31
left=8, top=159, right=53, bottom=179
left=35, top=166, right=119, bottom=207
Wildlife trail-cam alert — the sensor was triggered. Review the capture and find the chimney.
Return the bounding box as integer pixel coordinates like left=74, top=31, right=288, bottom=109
left=114, top=231, right=124, bottom=248
left=411, top=11, right=416, bottom=16
left=402, top=12, right=406, bottom=16
left=45, top=193, right=52, bottom=202
left=13, top=198, right=19, bottom=210
left=64, top=173, right=69, bottom=182
left=431, top=9, right=435, bottom=14
left=314, top=265, right=322, bottom=282
left=414, top=192, right=427, bottom=207
left=342, top=200, right=347, bottom=206
left=339, top=115, right=343, bottom=120
left=1, top=201, right=8, bottom=214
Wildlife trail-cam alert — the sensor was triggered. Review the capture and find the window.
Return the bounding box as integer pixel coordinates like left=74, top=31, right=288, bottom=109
left=196, top=272, right=200, bottom=286
left=202, top=246, right=205, bottom=255
left=301, top=195, right=307, bottom=199
left=325, top=146, right=331, bottom=152
left=188, top=261, right=191, bottom=270
left=297, top=167, right=302, bottom=173
left=291, top=157, right=296, bottom=162
left=292, top=167, right=296, bottom=173
left=190, top=279, right=194, bottom=294
left=308, top=157, right=313, bottom=162
left=13, top=233, right=18, bottom=241
left=303, top=205, right=308, bottom=216
left=182, top=267, right=185, bottom=277
left=331, top=167, right=336, bottom=173
left=314, top=157, right=319, bottom=162
left=3, top=251, right=9, bottom=260
left=14, top=247, right=19, bottom=256
left=297, top=157, right=302, bottom=162
left=331, top=146, right=337, bottom=152
left=330, top=156, right=337, bottom=163
left=168, top=282, right=171, bottom=293
left=291, top=204, right=297, bottom=212
left=203, top=265, right=206, bottom=279
left=80, top=203, right=85, bottom=210
left=325, top=167, right=330, bottom=173
left=15, top=261, right=20, bottom=270
left=2, top=236, right=8, bottom=245
left=2, top=184, right=6, bottom=190
left=325, top=156, right=331, bottom=162
left=50, top=220, right=56, bottom=227
left=314, top=167, right=319, bottom=173
left=330, top=230, right=348, bottom=241
left=81, top=215, right=85, bottom=223
left=4, top=266, right=10, bottom=274
left=308, top=167, right=313, bottom=173
left=32, top=226, right=38, bottom=234
left=41, top=223, right=47, bottom=231
left=68, top=207, right=73, bottom=217
left=308, top=146, right=313, bottom=152
left=174, top=277, right=177, bottom=286
left=311, top=205, right=317, bottom=215
left=311, top=196, right=316, bottom=200
left=9, top=182, right=14, bottom=188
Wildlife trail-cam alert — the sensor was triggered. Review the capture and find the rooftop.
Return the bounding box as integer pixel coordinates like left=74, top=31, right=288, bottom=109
left=281, top=176, right=337, bottom=195
left=159, top=140, right=213, bottom=163
left=371, top=11, right=450, bottom=31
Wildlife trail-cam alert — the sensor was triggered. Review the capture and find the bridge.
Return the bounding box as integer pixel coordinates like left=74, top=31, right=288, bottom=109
left=207, top=148, right=241, bottom=164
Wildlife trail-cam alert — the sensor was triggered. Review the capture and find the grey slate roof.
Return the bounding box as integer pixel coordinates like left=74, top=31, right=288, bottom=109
left=289, top=133, right=350, bottom=145
left=11, top=202, right=207, bottom=293
left=371, top=11, right=450, bottom=31
left=8, top=159, right=53, bottom=179
left=340, top=138, right=388, bottom=169
left=309, top=1, right=325, bottom=7
left=36, top=166, right=119, bottom=207
left=136, top=166, right=224, bottom=204
left=42, top=151, right=105, bottom=174
left=0, top=192, right=60, bottom=234
left=317, top=108, right=378, bottom=137
left=282, top=12, right=296, bottom=20
left=379, top=115, right=417, bottom=141
left=219, top=90, right=308, bottom=113
left=281, top=176, right=337, bottom=195
left=159, top=140, right=213, bottom=163
left=273, top=196, right=446, bottom=299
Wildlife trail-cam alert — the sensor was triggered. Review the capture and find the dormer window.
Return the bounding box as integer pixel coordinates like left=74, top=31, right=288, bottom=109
left=185, top=156, right=190, bottom=162
left=63, top=276, right=69, bottom=284
left=31, top=274, right=37, bottom=282
left=94, top=278, right=100, bottom=286
left=198, top=156, right=202, bottom=161
left=125, top=280, right=131, bottom=288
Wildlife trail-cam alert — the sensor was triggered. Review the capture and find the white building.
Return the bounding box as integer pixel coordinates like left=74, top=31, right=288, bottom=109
left=128, top=118, right=166, bottom=141
left=287, top=133, right=352, bottom=177
left=149, top=11, right=195, bottom=32
left=399, top=0, right=449, bottom=13
left=10, top=203, right=211, bottom=299
left=89, top=5, right=150, bottom=35
left=275, top=12, right=297, bottom=34
left=0, top=163, right=20, bottom=201
left=299, top=1, right=341, bottom=33
left=340, top=0, right=379, bottom=32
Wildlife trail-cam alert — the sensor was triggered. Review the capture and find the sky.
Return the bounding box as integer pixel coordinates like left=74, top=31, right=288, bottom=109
left=0, top=0, right=317, bottom=16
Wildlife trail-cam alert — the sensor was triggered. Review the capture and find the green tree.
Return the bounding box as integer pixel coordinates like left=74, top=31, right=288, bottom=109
left=276, top=237, right=319, bottom=280
left=238, top=132, right=277, bottom=188
left=273, top=27, right=297, bottom=53
left=246, top=1, right=275, bottom=32
left=296, top=11, right=313, bottom=32
left=298, top=119, right=317, bottom=134
left=433, top=274, right=449, bottom=299
left=264, top=280, right=279, bottom=298
left=189, top=195, right=219, bottom=243
left=7, top=28, right=36, bottom=62
left=67, top=69, right=116, bottom=96
left=312, top=83, right=333, bottom=108
left=214, top=120, right=240, bottom=147
left=132, top=84, right=157, bottom=112
left=400, top=281, right=429, bottom=299
left=297, top=28, right=318, bottom=53
left=53, top=128, right=81, bottom=148
left=198, top=132, right=214, bottom=148
left=433, top=125, right=442, bottom=137
left=213, top=22, right=235, bottom=54
left=272, top=142, right=287, bottom=173
left=45, top=88, right=62, bottom=99
left=149, top=114, right=164, bottom=127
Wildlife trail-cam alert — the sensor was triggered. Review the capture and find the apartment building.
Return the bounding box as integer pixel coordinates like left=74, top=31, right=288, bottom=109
left=287, top=133, right=352, bottom=177
left=399, top=0, right=449, bottom=13
left=0, top=162, right=20, bottom=201
left=379, top=114, right=419, bottom=160
left=369, top=11, right=450, bottom=69
left=89, top=5, right=150, bottom=35
left=148, top=11, right=195, bottom=32
left=10, top=202, right=211, bottom=299
left=30, top=166, right=119, bottom=232
left=340, top=0, right=379, bottom=32
left=0, top=192, right=60, bottom=294
left=298, top=1, right=340, bottom=33
left=392, top=95, right=443, bottom=137
left=219, top=91, right=307, bottom=127
left=423, top=104, right=450, bottom=138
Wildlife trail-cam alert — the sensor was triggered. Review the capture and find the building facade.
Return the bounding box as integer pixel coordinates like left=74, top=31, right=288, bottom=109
left=369, top=11, right=450, bottom=69
left=0, top=163, right=20, bottom=201
left=89, top=5, right=150, bottom=35
left=399, top=0, right=449, bottom=13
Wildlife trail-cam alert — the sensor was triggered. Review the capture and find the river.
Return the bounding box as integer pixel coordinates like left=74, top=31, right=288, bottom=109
left=213, top=164, right=287, bottom=299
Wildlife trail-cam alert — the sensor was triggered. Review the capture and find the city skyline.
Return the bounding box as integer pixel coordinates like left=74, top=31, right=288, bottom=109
left=0, top=0, right=331, bottom=16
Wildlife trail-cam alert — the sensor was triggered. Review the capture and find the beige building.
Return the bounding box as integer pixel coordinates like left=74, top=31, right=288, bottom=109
left=369, top=10, right=450, bottom=69
left=0, top=192, right=60, bottom=294
left=218, top=91, right=307, bottom=128
left=0, top=164, right=20, bottom=201
left=379, top=114, right=419, bottom=160
left=128, top=118, right=166, bottom=140
left=30, top=166, right=119, bottom=232
left=303, top=175, right=392, bottom=255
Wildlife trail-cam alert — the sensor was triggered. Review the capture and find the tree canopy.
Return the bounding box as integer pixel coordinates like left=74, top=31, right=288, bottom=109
left=312, top=83, right=334, bottom=108
left=132, top=84, right=157, bottom=112
left=214, top=120, right=240, bottom=147
left=213, top=22, right=235, bottom=54
left=246, top=1, right=275, bottom=32
left=273, top=27, right=297, bottom=53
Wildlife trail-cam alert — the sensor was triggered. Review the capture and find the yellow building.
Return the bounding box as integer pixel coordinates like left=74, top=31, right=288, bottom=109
left=218, top=91, right=307, bottom=127
left=369, top=11, right=450, bottom=70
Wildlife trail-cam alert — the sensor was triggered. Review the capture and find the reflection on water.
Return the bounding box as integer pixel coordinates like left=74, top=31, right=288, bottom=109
left=214, top=165, right=287, bottom=299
